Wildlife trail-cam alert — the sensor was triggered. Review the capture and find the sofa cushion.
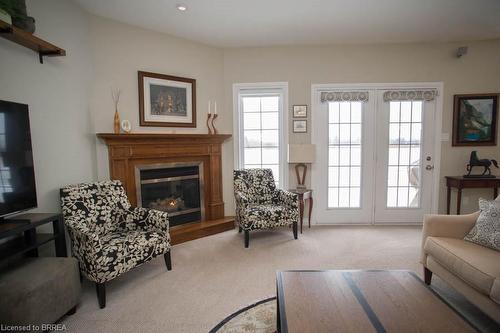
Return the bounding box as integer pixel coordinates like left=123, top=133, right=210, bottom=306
left=425, top=236, right=500, bottom=296
left=464, top=198, right=500, bottom=251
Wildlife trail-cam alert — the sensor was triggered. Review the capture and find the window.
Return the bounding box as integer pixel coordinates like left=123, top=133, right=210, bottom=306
left=328, top=101, right=363, bottom=208
left=386, top=101, right=422, bottom=208
left=234, top=83, right=288, bottom=188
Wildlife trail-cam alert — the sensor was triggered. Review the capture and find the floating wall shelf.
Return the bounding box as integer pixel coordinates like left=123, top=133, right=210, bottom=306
left=0, top=19, right=66, bottom=63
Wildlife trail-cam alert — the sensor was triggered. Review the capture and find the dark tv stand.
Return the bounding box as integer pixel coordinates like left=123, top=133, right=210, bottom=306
left=0, top=213, right=66, bottom=263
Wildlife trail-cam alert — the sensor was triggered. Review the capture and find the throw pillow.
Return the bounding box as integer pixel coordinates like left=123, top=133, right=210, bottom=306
left=464, top=198, right=500, bottom=251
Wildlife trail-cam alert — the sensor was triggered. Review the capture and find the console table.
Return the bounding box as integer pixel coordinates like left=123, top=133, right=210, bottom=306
left=445, top=176, right=500, bottom=215
left=288, top=189, right=313, bottom=233
left=0, top=213, right=67, bottom=263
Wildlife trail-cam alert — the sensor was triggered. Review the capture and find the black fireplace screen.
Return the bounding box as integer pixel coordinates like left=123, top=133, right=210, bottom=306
left=139, top=165, right=202, bottom=227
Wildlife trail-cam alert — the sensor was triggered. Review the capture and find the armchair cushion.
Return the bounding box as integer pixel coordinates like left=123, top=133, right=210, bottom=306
left=242, top=204, right=294, bottom=230
left=464, top=198, right=500, bottom=251
left=95, top=230, right=170, bottom=283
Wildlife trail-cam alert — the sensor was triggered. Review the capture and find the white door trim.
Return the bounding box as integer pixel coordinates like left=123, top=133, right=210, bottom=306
left=311, top=82, right=443, bottom=224
left=232, top=82, right=289, bottom=189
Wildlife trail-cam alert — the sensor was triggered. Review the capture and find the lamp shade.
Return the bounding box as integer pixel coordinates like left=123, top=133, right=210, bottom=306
left=288, top=144, right=316, bottom=163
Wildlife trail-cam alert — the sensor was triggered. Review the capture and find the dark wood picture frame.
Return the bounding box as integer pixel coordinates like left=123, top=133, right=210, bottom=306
left=452, top=94, right=498, bottom=146
left=293, top=120, right=307, bottom=133
left=293, top=105, right=307, bottom=118
left=138, top=71, right=196, bottom=128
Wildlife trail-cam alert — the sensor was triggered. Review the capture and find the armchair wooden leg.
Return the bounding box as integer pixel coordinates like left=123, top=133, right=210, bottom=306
left=292, top=222, right=298, bottom=240
left=164, top=252, right=172, bottom=271
left=238, top=226, right=242, bottom=233
left=424, top=267, right=432, bottom=285
left=244, top=230, right=250, bottom=248
left=95, top=282, right=106, bottom=309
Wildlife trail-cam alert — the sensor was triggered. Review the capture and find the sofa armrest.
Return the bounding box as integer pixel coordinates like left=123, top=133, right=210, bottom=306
left=420, top=212, right=479, bottom=264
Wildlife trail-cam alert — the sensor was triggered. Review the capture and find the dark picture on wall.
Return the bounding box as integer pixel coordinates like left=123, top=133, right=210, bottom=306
left=138, top=71, right=196, bottom=127
left=452, top=94, right=498, bottom=146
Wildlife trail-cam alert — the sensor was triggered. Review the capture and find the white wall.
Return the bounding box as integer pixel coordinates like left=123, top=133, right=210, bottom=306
left=223, top=40, right=500, bottom=214
left=2, top=1, right=499, bottom=218
left=0, top=0, right=96, bottom=217
left=87, top=16, right=235, bottom=213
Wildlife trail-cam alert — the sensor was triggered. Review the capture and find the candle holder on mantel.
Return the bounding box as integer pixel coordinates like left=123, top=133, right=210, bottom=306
left=206, top=113, right=213, bottom=135
left=211, top=113, right=218, bottom=135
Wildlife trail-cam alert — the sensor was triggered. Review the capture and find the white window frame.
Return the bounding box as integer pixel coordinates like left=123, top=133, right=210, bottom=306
left=233, top=82, right=289, bottom=189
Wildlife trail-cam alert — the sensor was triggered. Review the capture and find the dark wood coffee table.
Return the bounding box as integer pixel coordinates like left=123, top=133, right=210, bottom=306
left=276, top=270, right=476, bottom=333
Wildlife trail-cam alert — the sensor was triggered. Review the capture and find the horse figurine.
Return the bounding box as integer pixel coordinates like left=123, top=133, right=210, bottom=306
left=465, top=151, right=499, bottom=178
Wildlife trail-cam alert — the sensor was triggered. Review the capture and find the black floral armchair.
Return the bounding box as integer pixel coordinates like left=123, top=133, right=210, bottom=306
left=60, top=180, right=171, bottom=308
left=233, top=169, right=299, bottom=247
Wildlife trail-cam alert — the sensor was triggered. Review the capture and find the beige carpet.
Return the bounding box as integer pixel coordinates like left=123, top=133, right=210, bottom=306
left=61, top=225, right=423, bottom=332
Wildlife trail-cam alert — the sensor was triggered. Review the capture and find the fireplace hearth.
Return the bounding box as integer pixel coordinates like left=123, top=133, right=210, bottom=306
left=136, top=163, right=204, bottom=227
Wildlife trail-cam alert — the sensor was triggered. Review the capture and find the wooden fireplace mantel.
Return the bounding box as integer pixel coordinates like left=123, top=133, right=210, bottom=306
left=97, top=133, right=234, bottom=244
left=97, top=133, right=232, bottom=144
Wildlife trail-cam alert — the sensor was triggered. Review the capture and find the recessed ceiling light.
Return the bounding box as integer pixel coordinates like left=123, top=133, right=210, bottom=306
left=176, top=4, right=187, bottom=11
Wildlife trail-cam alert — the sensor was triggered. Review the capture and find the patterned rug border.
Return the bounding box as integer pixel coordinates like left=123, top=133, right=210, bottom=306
left=209, top=297, right=276, bottom=333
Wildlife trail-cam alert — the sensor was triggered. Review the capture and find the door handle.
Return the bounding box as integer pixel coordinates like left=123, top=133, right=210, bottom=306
left=425, top=165, right=434, bottom=170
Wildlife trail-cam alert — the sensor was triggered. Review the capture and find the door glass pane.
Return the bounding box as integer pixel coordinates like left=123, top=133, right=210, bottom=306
left=328, top=101, right=363, bottom=208
left=386, top=101, right=422, bottom=208
left=241, top=95, right=281, bottom=186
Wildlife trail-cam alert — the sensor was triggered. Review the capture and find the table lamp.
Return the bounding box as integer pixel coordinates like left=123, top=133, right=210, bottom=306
left=288, top=144, right=316, bottom=190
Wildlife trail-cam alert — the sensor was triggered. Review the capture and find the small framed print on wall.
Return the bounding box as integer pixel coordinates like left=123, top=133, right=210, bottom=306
left=452, top=94, right=498, bottom=146
left=138, top=71, right=196, bottom=127
left=293, top=105, right=307, bottom=118
left=293, top=120, right=307, bottom=133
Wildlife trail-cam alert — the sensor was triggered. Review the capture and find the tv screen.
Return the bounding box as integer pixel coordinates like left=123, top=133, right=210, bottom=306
left=0, top=100, right=37, bottom=218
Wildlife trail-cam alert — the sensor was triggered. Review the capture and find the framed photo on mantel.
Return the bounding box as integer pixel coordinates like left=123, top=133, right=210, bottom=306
left=452, top=93, right=498, bottom=146
left=138, top=71, right=196, bottom=127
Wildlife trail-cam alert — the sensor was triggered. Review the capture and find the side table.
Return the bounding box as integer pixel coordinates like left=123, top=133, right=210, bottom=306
left=445, top=176, right=500, bottom=214
left=288, top=189, right=313, bottom=233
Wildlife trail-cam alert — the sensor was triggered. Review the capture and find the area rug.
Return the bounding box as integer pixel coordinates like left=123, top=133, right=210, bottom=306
left=209, top=297, right=276, bottom=333
left=210, top=281, right=500, bottom=333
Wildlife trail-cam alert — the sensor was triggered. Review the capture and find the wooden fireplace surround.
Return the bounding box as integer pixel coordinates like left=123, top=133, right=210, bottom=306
left=97, top=133, right=234, bottom=244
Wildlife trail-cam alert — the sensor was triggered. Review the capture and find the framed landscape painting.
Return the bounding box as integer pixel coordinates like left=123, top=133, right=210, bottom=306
left=138, top=71, right=196, bottom=127
left=452, top=94, right=498, bottom=146
left=293, top=120, right=307, bottom=133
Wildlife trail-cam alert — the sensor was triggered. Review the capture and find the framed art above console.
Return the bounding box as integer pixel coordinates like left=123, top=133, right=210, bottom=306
left=138, top=71, right=196, bottom=128
left=452, top=93, right=498, bottom=146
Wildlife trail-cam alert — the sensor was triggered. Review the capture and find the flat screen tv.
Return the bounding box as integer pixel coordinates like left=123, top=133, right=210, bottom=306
left=0, top=100, right=37, bottom=218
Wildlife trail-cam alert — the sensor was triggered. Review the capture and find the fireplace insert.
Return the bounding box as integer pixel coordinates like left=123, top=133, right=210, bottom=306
left=136, top=162, right=204, bottom=227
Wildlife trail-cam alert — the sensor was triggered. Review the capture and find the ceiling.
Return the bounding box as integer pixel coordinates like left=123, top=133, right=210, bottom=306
left=74, top=0, right=500, bottom=48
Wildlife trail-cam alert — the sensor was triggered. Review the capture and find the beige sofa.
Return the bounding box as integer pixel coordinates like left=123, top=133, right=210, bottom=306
left=421, top=202, right=500, bottom=323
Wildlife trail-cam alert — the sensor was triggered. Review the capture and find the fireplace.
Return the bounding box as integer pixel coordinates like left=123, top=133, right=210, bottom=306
left=135, top=162, right=204, bottom=227
left=97, top=133, right=234, bottom=244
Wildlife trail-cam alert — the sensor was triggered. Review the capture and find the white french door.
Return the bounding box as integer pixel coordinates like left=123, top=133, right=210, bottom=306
left=311, top=84, right=442, bottom=224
